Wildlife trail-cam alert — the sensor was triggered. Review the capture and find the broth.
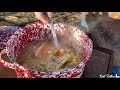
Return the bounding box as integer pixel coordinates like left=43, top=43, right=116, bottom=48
left=16, top=38, right=83, bottom=72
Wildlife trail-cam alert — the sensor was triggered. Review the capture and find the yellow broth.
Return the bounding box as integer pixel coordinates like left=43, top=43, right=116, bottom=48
left=16, top=38, right=84, bottom=72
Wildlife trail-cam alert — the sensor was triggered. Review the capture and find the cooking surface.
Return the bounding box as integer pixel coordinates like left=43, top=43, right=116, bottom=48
left=83, top=46, right=113, bottom=78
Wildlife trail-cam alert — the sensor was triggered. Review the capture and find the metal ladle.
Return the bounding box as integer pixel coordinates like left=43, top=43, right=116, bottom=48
left=49, top=18, right=60, bottom=50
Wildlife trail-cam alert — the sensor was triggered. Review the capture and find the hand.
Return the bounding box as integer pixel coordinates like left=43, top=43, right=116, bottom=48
left=34, top=12, right=54, bottom=24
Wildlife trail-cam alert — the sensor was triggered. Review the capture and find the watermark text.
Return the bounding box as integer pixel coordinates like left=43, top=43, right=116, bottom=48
left=99, top=74, right=120, bottom=78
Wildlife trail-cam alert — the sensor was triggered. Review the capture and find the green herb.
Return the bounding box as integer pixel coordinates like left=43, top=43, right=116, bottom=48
left=52, top=50, right=57, bottom=56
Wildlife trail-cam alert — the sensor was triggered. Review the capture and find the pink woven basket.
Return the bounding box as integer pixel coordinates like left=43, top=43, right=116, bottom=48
left=0, top=22, right=93, bottom=78
left=0, top=26, right=20, bottom=49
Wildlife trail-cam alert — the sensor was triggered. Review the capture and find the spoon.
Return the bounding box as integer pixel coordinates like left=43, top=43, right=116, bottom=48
left=49, top=18, right=61, bottom=56
left=81, top=12, right=89, bottom=33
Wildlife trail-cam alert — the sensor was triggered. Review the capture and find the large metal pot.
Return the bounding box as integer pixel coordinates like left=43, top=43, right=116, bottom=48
left=0, top=22, right=93, bottom=78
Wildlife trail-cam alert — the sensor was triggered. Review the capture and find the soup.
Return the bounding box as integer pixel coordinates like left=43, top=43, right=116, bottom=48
left=16, top=38, right=84, bottom=72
